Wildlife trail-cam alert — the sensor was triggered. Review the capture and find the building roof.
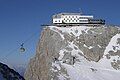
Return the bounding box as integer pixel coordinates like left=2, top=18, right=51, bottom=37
left=52, top=13, right=93, bottom=18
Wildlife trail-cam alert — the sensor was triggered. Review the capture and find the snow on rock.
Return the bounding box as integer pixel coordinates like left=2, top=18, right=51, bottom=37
left=58, top=49, right=67, bottom=60
left=104, top=34, right=120, bottom=55
left=57, top=74, right=66, bottom=80
left=84, top=44, right=93, bottom=49
left=68, top=41, right=84, bottom=56
left=62, top=63, right=120, bottom=80
left=52, top=62, right=61, bottom=71
left=25, top=25, right=120, bottom=80
left=49, top=26, right=92, bottom=40
left=96, top=34, right=120, bottom=70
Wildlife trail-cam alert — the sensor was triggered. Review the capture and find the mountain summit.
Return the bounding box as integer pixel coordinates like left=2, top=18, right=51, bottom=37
left=25, top=25, right=120, bottom=80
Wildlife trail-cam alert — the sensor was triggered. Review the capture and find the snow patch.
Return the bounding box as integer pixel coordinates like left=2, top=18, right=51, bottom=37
left=98, top=45, right=102, bottom=48
left=58, top=74, right=66, bottom=80
left=52, top=62, right=61, bottom=70
left=84, top=44, right=93, bottom=49
left=58, top=49, right=67, bottom=60
left=61, top=62, right=120, bottom=80
left=49, top=26, right=65, bottom=39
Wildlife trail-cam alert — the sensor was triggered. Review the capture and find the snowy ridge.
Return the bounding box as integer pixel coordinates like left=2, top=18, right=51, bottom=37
left=98, top=34, right=120, bottom=70
left=104, top=34, right=120, bottom=55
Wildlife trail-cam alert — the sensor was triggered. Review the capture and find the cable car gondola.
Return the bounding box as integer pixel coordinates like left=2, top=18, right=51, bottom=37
left=20, top=43, right=25, bottom=52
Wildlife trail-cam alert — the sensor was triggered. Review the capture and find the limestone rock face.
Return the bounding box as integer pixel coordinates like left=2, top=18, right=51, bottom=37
left=25, top=25, right=120, bottom=80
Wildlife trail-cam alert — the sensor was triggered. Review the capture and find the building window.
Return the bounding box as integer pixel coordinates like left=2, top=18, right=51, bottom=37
left=74, top=18, right=76, bottom=20
left=72, top=20, right=74, bottom=22
left=69, top=20, right=71, bottom=22
left=55, top=20, right=57, bottom=22
left=76, top=20, right=78, bottom=22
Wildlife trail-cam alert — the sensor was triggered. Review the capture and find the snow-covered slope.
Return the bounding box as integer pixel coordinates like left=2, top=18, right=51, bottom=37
left=25, top=25, right=120, bottom=80
left=0, top=62, right=25, bottom=80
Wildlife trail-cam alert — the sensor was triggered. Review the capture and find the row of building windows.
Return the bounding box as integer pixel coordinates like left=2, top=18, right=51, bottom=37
left=63, top=18, right=88, bottom=21
left=54, top=19, right=104, bottom=24
left=63, top=19, right=88, bottom=22
left=63, top=16, right=92, bottom=19
left=54, top=19, right=88, bottom=23
left=55, top=20, right=61, bottom=22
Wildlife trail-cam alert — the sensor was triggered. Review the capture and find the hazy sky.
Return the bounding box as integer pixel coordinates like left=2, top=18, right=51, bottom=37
left=0, top=0, right=120, bottom=66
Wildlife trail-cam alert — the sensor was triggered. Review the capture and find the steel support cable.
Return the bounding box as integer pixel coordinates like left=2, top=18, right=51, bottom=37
left=0, top=29, right=40, bottom=62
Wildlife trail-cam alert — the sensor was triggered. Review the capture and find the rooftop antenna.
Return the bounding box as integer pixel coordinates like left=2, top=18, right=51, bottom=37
left=79, top=8, right=83, bottom=14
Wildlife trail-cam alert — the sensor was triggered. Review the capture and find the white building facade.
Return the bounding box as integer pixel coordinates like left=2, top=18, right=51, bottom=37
left=52, top=13, right=93, bottom=24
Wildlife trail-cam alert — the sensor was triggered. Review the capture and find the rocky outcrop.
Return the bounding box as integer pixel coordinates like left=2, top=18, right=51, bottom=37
left=25, top=25, right=120, bottom=80
left=0, top=62, right=25, bottom=80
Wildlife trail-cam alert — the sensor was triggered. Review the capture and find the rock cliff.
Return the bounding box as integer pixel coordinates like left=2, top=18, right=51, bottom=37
left=25, top=25, right=120, bottom=80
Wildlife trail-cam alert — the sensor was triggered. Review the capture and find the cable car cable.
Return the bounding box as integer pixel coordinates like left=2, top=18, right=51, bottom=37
left=0, top=28, right=40, bottom=62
